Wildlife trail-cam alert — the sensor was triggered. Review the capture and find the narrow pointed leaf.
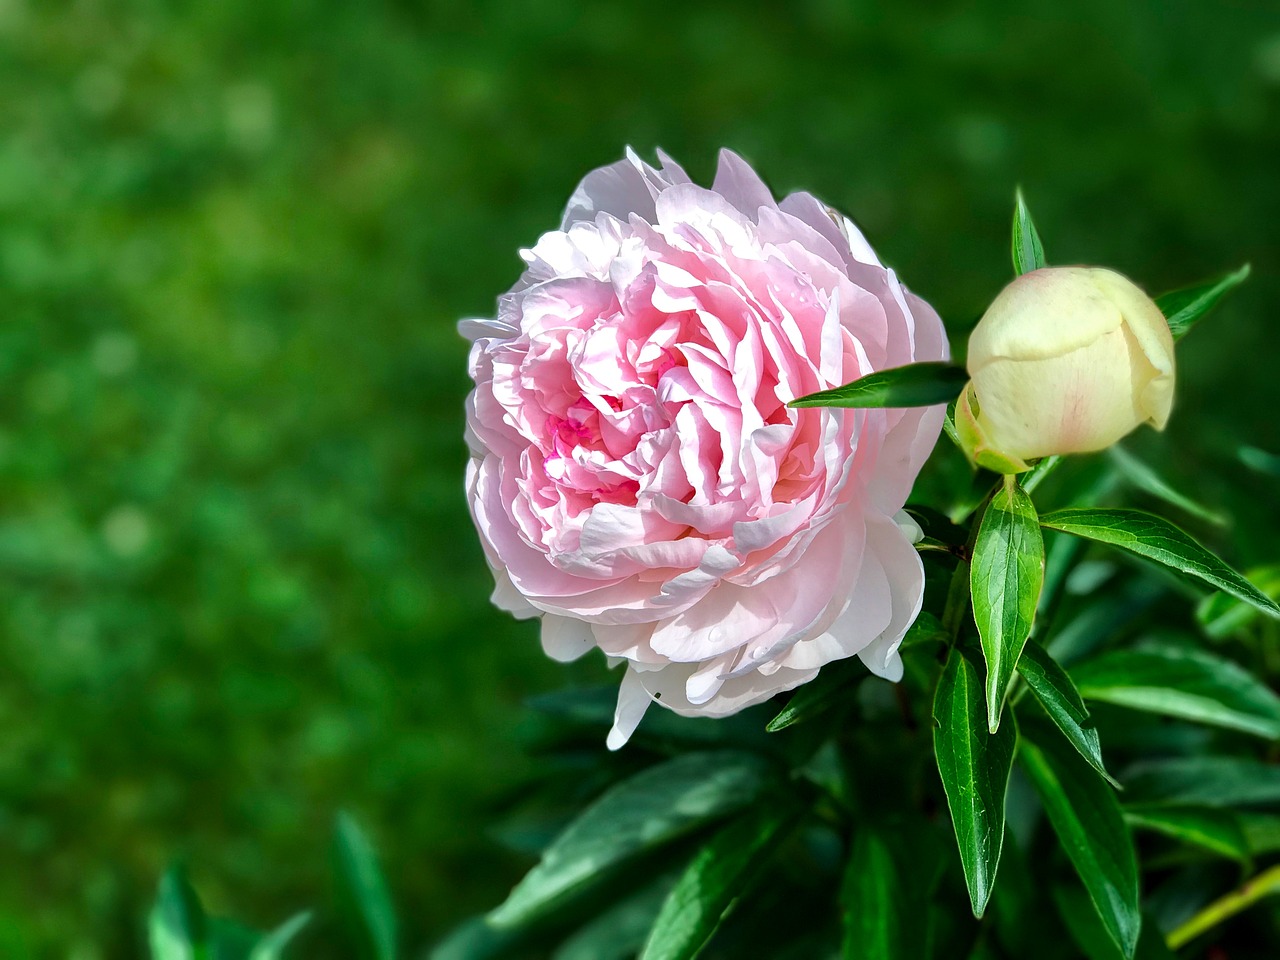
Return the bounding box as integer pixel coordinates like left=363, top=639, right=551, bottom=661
left=1019, top=721, right=1140, bottom=959
left=1239, top=445, right=1280, bottom=478
left=427, top=916, right=525, bottom=960
left=1155, top=264, right=1250, bottom=341
left=1196, top=563, right=1280, bottom=640
left=640, top=804, right=797, bottom=960
left=1011, top=189, right=1046, bottom=275
left=932, top=651, right=1016, bottom=918
left=555, top=876, right=675, bottom=960
left=789, top=362, right=967, bottom=409
left=972, top=477, right=1045, bottom=732
left=1239, top=813, right=1280, bottom=856
left=766, top=661, right=863, bottom=732
left=1123, top=757, right=1280, bottom=809
left=149, top=867, right=210, bottom=960
left=1052, top=888, right=1174, bottom=960
left=1123, top=806, right=1250, bottom=863
left=333, top=813, right=397, bottom=960
left=1071, top=644, right=1280, bottom=740
left=1107, top=447, right=1225, bottom=525
left=1039, top=508, right=1280, bottom=619
left=249, top=912, right=313, bottom=960
left=490, top=752, right=772, bottom=928
left=841, top=828, right=908, bottom=959
left=1016, top=642, right=1115, bottom=785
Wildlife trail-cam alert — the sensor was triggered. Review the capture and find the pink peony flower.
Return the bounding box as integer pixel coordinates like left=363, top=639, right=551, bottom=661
left=462, top=149, right=948, bottom=749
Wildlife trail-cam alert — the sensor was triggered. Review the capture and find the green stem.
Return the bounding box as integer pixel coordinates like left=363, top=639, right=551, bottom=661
left=941, top=487, right=997, bottom=644
left=1166, top=863, right=1280, bottom=949
left=941, top=558, right=972, bottom=642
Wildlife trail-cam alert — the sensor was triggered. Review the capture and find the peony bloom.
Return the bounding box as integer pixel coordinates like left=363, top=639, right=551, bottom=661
left=956, top=266, right=1175, bottom=473
left=461, top=149, right=948, bottom=748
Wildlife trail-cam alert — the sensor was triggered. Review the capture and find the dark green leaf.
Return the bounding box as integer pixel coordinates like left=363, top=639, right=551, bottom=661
left=1016, top=642, right=1115, bottom=785
left=333, top=812, right=397, bottom=960
left=1123, top=806, right=1250, bottom=863
left=841, top=828, right=908, bottom=960
left=1239, top=445, right=1280, bottom=478
left=640, top=805, right=796, bottom=960
left=1020, top=721, right=1140, bottom=959
left=766, top=661, right=863, bottom=732
left=1196, top=563, right=1280, bottom=640
left=1038, top=508, right=1280, bottom=619
left=1071, top=644, right=1280, bottom=739
left=248, top=913, right=312, bottom=960
left=1107, top=447, right=1225, bottom=526
left=427, top=917, right=525, bottom=960
left=789, top=362, right=967, bottom=409
left=207, top=919, right=259, bottom=960
left=932, top=650, right=1016, bottom=918
left=1123, top=757, right=1280, bottom=809
left=149, top=867, right=210, bottom=960
left=1052, top=888, right=1174, bottom=960
left=490, top=752, right=773, bottom=928
left=555, top=877, right=675, bottom=960
left=1155, top=264, right=1250, bottom=341
left=1044, top=578, right=1162, bottom=666
left=1238, top=813, right=1280, bottom=856
left=1011, top=189, right=1046, bottom=275
left=1053, top=885, right=1131, bottom=960
left=972, top=477, right=1045, bottom=732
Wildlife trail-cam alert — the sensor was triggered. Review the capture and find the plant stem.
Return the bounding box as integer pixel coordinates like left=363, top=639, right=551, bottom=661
left=1166, top=863, right=1280, bottom=949
left=941, top=487, right=996, bottom=644
left=941, top=558, right=972, bottom=642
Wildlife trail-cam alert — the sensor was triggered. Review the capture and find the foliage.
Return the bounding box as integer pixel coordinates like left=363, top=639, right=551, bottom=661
left=388, top=194, right=1280, bottom=959
left=3, top=1, right=1280, bottom=957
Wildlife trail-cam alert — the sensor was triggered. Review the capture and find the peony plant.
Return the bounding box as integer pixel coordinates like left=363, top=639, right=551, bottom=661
left=441, top=154, right=1279, bottom=960
left=143, top=155, right=1280, bottom=960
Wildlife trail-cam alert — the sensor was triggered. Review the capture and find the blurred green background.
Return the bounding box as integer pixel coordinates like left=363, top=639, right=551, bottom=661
left=0, top=0, right=1277, bottom=955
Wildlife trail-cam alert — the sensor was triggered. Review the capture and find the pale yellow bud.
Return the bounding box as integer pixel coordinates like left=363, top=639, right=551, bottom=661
left=958, top=266, right=1175, bottom=473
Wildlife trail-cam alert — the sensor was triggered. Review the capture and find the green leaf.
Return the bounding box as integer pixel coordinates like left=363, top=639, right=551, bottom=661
left=640, top=805, right=796, bottom=960
left=1123, top=806, right=1250, bottom=863
left=554, top=876, right=675, bottom=960
left=1107, top=447, right=1225, bottom=526
left=1038, top=508, right=1280, bottom=619
left=1070, top=644, right=1280, bottom=740
left=972, top=476, right=1045, bottom=732
left=1052, top=888, right=1174, bottom=960
left=766, top=661, right=863, bottom=732
left=333, top=812, right=397, bottom=960
left=1123, top=757, right=1280, bottom=809
left=1011, top=189, right=1046, bottom=275
left=1020, top=720, right=1140, bottom=959
left=932, top=650, right=1016, bottom=918
left=1196, top=563, right=1280, bottom=640
left=1238, top=813, right=1280, bottom=856
left=149, top=867, right=210, bottom=960
left=1016, top=642, right=1115, bottom=786
left=788, top=362, right=967, bottom=409
left=207, top=918, right=259, bottom=960
left=1155, top=264, right=1250, bottom=341
left=1239, top=445, right=1280, bottom=478
left=248, top=913, right=312, bottom=960
left=427, top=916, right=525, bottom=960
left=489, top=752, right=773, bottom=928
left=841, top=829, right=908, bottom=960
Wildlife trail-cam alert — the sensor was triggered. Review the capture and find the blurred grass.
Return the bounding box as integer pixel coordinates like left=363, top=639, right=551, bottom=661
left=0, top=0, right=1276, bottom=955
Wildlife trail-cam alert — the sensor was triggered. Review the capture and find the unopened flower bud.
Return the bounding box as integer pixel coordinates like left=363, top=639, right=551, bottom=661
left=956, top=266, right=1175, bottom=473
